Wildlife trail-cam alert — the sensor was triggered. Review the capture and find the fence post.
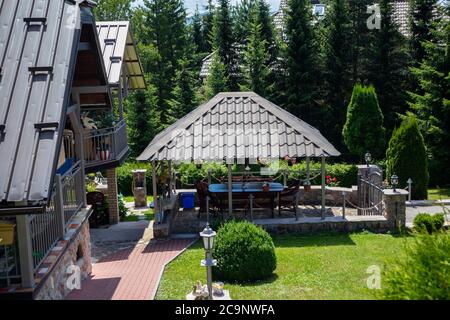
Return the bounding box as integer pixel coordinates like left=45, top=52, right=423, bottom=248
left=16, top=215, right=35, bottom=288
left=55, top=174, right=66, bottom=236
left=383, top=189, right=408, bottom=231
left=342, top=192, right=346, bottom=219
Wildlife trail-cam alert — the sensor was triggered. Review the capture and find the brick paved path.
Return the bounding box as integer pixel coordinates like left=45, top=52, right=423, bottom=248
left=67, top=239, right=193, bottom=300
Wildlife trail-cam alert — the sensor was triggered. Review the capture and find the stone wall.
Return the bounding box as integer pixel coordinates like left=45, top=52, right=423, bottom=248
left=34, top=219, right=92, bottom=300
left=299, top=186, right=358, bottom=206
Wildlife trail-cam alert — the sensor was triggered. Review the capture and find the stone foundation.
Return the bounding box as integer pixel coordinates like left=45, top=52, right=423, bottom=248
left=300, top=186, right=358, bottom=206
left=34, top=216, right=92, bottom=300
left=106, top=168, right=119, bottom=225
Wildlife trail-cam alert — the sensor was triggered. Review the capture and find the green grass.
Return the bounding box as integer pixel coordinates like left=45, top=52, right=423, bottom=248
left=156, top=232, right=414, bottom=300
left=428, top=188, right=450, bottom=201
left=121, top=209, right=154, bottom=222
left=122, top=195, right=154, bottom=203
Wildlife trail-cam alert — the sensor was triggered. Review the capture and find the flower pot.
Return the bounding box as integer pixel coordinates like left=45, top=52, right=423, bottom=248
left=304, top=184, right=311, bottom=192
left=0, top=223, right=15, bottom=246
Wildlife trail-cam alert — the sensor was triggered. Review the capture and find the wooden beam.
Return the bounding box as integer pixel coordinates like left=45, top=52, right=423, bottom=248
left=72, top=85, right=109, bottom=94
left=228, top=164, right=232, bottom=218
left=152, top=160, right=159, bottom=219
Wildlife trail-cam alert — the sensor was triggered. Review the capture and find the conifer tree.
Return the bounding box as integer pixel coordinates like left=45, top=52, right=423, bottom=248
left=342, top=84, right=386, bottom=159
left=205, top=54, right=229, bottom=99
left=410, top=3, right=450, bottom=185
left=323, top=0, right=352, bottom=148
left=367, top=0, right=410, bottom=135
left=409, top=0, right=438, bottom=64
left=211, top=0, right=240, bottom=90
left=94, top=0, right=132, bottom=21
left=241, top=7, right=270, bottom=95
left=283, top=0, right=318, bottom=124
left=386, top=116, right=429, bottom=199
left=192, top=5, right=205, bottom=55
left=203, top=0, right=215, bottom=53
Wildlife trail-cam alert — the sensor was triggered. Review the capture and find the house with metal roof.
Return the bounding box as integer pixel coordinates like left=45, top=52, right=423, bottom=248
left=0, top=0, right=144, bottom=299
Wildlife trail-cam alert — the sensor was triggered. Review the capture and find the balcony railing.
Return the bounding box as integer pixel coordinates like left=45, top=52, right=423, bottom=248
left=83, top=119, right=128, bottom=168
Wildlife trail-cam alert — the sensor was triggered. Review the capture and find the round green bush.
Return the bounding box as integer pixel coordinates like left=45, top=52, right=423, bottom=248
left=212, top=220, right=276, bottom=282
left=414, top=213, right=445, bottom=234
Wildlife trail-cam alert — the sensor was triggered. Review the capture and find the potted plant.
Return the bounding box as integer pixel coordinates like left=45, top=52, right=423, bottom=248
left=0, top=222, right=15, bottom=246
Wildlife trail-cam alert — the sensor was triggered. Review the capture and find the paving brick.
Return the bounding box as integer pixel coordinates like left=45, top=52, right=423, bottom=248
left=66, top=239, right=192, bottom=300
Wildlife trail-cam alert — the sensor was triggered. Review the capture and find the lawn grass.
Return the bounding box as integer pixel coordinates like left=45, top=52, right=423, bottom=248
left=156, top=232, right=413, bottom=300
left=428, top=188, right=450, bottom=201
left=121, top=209, right=154, bottom=222
left=122, top=195, right=154, bottom=203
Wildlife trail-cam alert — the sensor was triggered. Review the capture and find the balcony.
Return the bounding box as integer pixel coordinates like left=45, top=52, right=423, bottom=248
left=83, top=119, right=129, bottom=172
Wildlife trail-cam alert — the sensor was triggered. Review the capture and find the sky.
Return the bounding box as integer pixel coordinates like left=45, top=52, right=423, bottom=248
left=133, top=0, right=281, bottom=15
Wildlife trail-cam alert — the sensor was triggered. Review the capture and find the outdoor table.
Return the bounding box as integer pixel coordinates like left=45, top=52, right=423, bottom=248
left=209, top=182, right=284, bottom=218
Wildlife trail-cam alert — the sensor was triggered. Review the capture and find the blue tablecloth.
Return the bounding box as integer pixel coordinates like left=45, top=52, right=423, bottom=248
left=209, top=182, right=284, bottom=193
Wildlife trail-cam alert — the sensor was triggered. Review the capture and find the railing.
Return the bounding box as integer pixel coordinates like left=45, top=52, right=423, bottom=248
left=30, top=194, right=62, bottom=271
left=0, top=217, right=21, bottom=287
left=357, top=168, right=384, bottom=216
left=83, top=119, right=128, bottom=167
left=60, top=160, right=83, bottom=226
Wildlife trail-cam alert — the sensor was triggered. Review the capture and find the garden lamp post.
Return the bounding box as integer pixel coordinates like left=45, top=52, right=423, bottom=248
left=365, top=151, right=372, bottom=168
left=200, top=224, right=217, bottom=300
left=391, top=174, right=399, bottom=192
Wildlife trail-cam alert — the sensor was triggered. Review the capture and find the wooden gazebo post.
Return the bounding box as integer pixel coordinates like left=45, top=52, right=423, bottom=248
left=321, top=156, right=326, bottom=219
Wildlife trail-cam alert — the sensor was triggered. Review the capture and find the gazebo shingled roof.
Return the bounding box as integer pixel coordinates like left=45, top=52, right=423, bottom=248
left=137, top=92, right=340, bottom=163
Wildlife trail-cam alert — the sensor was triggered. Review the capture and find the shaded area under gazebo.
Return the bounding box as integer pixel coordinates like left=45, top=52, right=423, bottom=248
left=137, top=92, right=340, bottom=222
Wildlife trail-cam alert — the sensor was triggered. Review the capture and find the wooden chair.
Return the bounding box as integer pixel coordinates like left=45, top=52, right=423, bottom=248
left=277, top=180, right=301, bottom=218
left=195, top=180, right=222, bottom=218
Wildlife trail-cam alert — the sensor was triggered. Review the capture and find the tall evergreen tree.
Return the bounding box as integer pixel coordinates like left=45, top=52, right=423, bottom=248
left=192, top=5, right=205, bottom=55
left=211, top=0, right=240, bottom=90
left=143, top=0, right=190, bottom=126
left=168, top=59, right=199, bottom=122
left=282, top=0, right=318, bottom=125
left=240, top=7, right=270, bottom=95
left=204, top=53, right=229, bottom=99
left=203, top=0, right=215, bottom=53
left=348, top=0, right=375, bottom=83
left=409, top=0, right=438, bottom=64
left=342, top=84, right=386, bottom=159
left=367, top=0, right=410, bottom=135
left=410, top=3, right=450, bottom=185
left=323, top=0, right=352, bottom=148
left=126, top=87, right=160, bottom=158
left=94, top=0, right=132, bottom=21
left=386, top=115, right=429, bottom=199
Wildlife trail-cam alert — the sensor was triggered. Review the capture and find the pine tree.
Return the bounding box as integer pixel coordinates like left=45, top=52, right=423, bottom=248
left=348, top=0, right=375, bottom=83
left=386, top=116, right=429, bottom=199
left=367, top=0, right=410, bottom=135
left=409, top=0, right=438, bottom=64
left=205, top=53, right=229, bottom=99
left=323, top=0, right=352, bottom=149
left=143, top=0, right=190, bottom=126
left=126, top=87, right=160, bottom=158
left=233, top=0, right=257, bottom=44
left=211, top=0, right=240, bottom=90
left=410, top=3, right=450, bottom=186
left=192, top=5, right=205, bottom=54
left=283, top=0, right=318, bottom=124
left=240, top=7, right=270, bottom=95
left=203, top=0, right=215, bottom=53
left=342, top=84, right=386, bottom=159
left=168, top=59, right=199, bottom=122
left=94, top=0, right=132, bottom=21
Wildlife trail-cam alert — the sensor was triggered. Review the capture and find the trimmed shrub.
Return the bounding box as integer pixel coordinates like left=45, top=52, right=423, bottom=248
left=413, top=213, right=445, bottom=234
left=386, top=116, right=429, bottom=199
left=382, top=232, right=450, bottom=300
left=213, top=220, right=276, bottom=282
left=342, top=84, right=386, bottom=159
left=288, top=161, right=357, bottom=187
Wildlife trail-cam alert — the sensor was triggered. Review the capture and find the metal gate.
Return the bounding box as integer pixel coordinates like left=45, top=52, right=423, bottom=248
left=357, top=166, right=384, bottom=215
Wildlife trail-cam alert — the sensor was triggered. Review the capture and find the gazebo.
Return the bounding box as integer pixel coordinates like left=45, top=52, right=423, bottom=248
left=137, top=92, right=340, bottom=219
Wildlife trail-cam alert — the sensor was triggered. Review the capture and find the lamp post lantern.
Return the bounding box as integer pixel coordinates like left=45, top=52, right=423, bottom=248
left=200, top=224, right=217, bottom=300
left=365, top=152, right=372, bottom=168
left=391, top=174, right=399, bottom=192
